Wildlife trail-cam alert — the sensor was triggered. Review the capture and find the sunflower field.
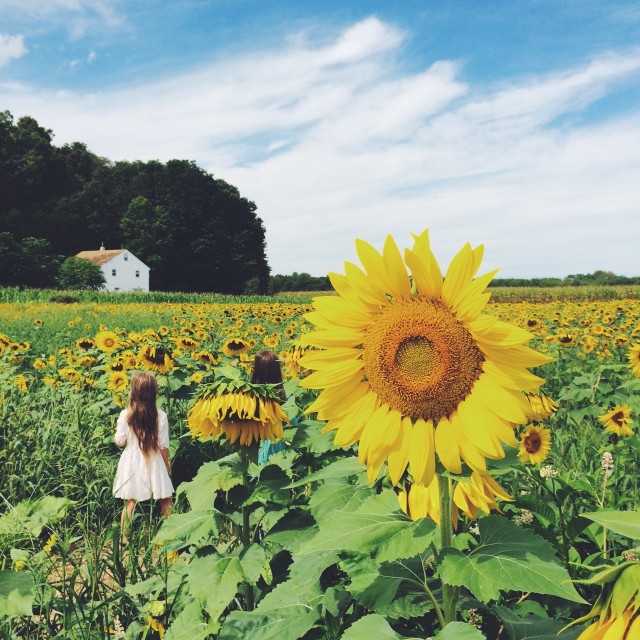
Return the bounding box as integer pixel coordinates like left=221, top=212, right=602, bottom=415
left=1, top=231, right=640, bottom=640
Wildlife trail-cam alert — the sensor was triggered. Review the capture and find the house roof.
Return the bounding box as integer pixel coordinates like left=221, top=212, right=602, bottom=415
left=76, top=249, right=124, bottom=266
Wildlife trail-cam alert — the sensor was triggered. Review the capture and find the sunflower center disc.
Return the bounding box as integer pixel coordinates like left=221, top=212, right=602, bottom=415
left=524, top=431, right=542, bottom=453
left=363, top=298, right=485, bottom=420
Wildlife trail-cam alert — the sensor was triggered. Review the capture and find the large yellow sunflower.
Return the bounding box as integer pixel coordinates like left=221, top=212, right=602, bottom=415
left=300, top=229, right=552, bottom=486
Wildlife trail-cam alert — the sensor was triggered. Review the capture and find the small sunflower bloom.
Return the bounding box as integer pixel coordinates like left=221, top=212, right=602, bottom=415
left=518, top=424, right=552, bottom=465
left=108, top=372, right=129, bottom=393
left=95, top=331, right=120, bottom=353
left=42, top=534, right=56, bottom=553
left=599, top=404, right=634, bottom=437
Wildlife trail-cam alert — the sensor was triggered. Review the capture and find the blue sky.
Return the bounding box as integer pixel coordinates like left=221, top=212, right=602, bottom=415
left=1, top=1, right=640, bottom=277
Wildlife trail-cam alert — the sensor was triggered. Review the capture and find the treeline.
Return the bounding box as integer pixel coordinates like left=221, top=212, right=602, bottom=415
left=268, top=272, right=331, bottom=293
left=0, top=110, right=269, bottom=293
left=491, top=271, right=640, bottom=287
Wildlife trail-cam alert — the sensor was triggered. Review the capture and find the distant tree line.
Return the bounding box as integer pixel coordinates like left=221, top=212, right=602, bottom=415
left=0, top=110, right=270, bottom=293
left=268, top=272, right=331, bottom=293
left=491, top=271, right=640, bottom=287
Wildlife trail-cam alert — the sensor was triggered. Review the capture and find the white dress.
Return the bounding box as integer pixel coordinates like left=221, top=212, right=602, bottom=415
left=113, top=409, right=175, bottom=501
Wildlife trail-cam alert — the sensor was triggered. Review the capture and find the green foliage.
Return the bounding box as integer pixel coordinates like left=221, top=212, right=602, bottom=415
left=0, top=110, right=269, bottom=293
left=57, top=255, right=106, bottom=290
left=439, top=516, right=585, bottom=604
left=0, top=570, right=35, bottom=618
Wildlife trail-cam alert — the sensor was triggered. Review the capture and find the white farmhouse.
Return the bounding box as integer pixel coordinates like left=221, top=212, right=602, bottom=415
left=76, top=246, right=150, bottom=292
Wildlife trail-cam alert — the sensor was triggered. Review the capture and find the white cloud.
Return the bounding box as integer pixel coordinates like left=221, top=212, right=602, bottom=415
left=0, top=33, right=27, bottom=67
left=2, top=18, right=640, bottom=277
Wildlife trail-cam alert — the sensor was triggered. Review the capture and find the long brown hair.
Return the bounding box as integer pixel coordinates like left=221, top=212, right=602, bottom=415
left=251, top=350, right=285, bottom=401
left=127, top=371, right=159, bottom=456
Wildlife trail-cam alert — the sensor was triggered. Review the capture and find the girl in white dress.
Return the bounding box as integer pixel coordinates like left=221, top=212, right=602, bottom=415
left=113, top=371, right=174, bottom=528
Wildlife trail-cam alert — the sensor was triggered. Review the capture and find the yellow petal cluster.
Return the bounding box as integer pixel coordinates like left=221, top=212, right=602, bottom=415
left=187, top=392, right=289, bottom=446
left=397, top=472, right=512, bottom=525
left=573, top=563, right=640, bottom=639
left=301, top=229, right=553, bottom=488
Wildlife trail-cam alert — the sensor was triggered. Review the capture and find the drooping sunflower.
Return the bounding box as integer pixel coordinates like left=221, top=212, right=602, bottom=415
left=524, top=393, right=558, bottom=422
left=599, top=404, right=634, bottom=437
left=566, top=563, right=640, bottom=639
left=95, top=331, right=120, bottom=353
left=628, top=342, right=640, bottom=378
left=517, top=424, right=552, bottom=465
left=138, top=344, right=175, bottom=374
left=187, top=367, right=289, bottom=447
left=300, top=229, right=553, bottom=486
left=221, top=338, right=250, bottom=357
left=76, top=337, right=96, bottom=351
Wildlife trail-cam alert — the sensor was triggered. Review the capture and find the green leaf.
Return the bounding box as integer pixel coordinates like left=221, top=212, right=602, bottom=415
left=290, top=419, right=337, bottom=455
left=494, top=606, right=582, bottom=640
left=341, top=553, right=432, bottom=620
left=178, top=458, right=244, bottom=510
left=244, top=465, right=292, bottom=507
left=0, top=496, right=74, bottom=539
left=308, top=476, right=372, bottom=524
left=153, top=509, right=219, bottom=548
left=341, top=614, right=417, bottom=639
left=239, top=544, right=268, bottom=584
left=218, top=580, right=323, bottom=640
left=434, top=622, right=486, bottom=639
left=301, top=490, right=436, bottom=563
left=439, top=515, right=586, bottom=604
left=164, top=601, right=213, bottom=640
left=286, top=456, right=364, bottom=488
left=581, top=510, right=640, bottom=540
left=187, top=553, right=244, bottom=621
left=0, top=570, right=35, bottom=617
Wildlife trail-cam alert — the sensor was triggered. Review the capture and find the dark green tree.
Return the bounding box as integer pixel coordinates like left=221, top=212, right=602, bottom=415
left=57, top=256, right=106, bottom=290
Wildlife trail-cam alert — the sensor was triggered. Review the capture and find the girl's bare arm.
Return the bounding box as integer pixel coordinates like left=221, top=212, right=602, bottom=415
left=160, top=448, right=171, bottom=474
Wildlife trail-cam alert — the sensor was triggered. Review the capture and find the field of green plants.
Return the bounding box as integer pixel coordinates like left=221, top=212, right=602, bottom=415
left=1, top=270, right=640, bottom=639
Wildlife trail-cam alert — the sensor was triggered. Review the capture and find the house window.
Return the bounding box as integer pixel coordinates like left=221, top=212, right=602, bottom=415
left=115, top=288, right=120, bottom=291
left=112, top=269, right=116, bottom=276
left=135, top=270, right=140, bottom=278
left=124, top=253, right=128, bottom=261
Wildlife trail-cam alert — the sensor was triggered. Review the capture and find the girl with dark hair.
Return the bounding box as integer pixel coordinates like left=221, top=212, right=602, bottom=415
left=113, top=371, right=174, bottom=528
left=251, top=351, right=289, bottom=463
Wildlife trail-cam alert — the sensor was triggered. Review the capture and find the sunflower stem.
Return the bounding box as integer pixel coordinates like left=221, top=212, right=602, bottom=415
left=438, top=473, right=459, bottom=626
left=240, top=448, right=255, bottom=611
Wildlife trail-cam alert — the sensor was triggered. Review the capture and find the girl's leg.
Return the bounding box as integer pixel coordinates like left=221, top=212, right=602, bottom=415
left=158, top=497, right=172, bottom=518
left=121, top=499, right=137, bottom=535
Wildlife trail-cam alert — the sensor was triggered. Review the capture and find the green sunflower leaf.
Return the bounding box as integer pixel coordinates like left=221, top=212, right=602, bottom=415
left=439, top=515, right=586, bottom=604
left=300, top=490, right=436, bottom=562
left=494, top=606, right=582, bottom=639
left=152, top=509, right=220, bottom=549
left=341, top=552, right=432, bottom=620
left=581, top=510, right=640, bottom=540
left=0, top=570, right=35, bottom=617
left=187, top=554, right=244, bottom=621
left=341, top=614, right=420, bottom=639
left=433, top=622, right=486, bottom=639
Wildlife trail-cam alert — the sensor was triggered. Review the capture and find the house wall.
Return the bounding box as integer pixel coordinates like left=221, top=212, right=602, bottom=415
left=101, top=251, right=150, bottom=292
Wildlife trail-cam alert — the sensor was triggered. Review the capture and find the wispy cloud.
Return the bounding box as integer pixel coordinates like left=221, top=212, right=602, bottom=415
left=2, top=17, right=639, bottom=276
left=0, top=33, right=27, bottom=67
